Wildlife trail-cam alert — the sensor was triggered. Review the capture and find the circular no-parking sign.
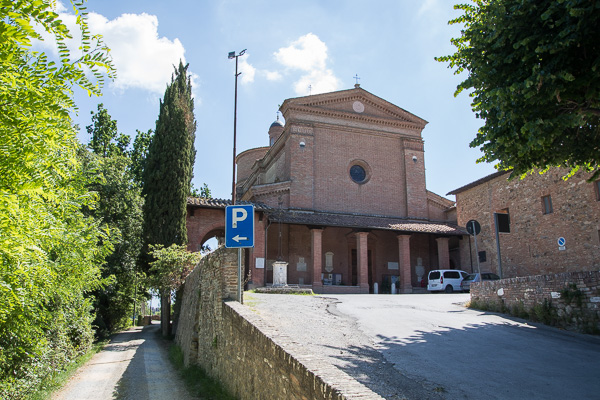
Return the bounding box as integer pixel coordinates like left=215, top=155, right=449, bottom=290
left=466, top=220, right=481, bottom=235
left=557, top=237, right=566, bottom=247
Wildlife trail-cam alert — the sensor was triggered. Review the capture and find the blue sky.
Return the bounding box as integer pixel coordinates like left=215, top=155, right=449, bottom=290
left=48, top=0, right=496, bottom=201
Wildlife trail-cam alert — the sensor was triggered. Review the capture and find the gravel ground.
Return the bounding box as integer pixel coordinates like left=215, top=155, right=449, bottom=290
left=52, top=324, right=197, bottom=400
left=245, top=293, right=445, bottom=400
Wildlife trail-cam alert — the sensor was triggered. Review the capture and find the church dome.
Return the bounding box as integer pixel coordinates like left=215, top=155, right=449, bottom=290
left=268, top=116, right=284, bottom=146
left=270, top=119, right=284, bottom=128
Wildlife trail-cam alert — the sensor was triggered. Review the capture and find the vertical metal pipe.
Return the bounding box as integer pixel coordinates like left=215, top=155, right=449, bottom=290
left=238, top=248, right=242, bottom=303
left=232, top=55, right=239, bottom=206
left=494, top=213, right=503, bottom=278
left=472, top=220, right=481, bottom=277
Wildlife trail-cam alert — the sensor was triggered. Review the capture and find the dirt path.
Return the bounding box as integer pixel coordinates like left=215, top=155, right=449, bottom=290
left=52, top=324, right=197, bottom=400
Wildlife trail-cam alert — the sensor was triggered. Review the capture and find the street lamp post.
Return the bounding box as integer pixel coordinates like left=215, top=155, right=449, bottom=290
left=229, top=49, right=246, bottom=303
left=228, top=49, right=246, bottom=206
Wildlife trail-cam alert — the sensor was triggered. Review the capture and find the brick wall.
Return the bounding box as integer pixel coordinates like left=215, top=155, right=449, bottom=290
left=311, top=124, right=408, bottom=216
left=236, top=147, right=269, bottom=184
left=187, top=208, right=225, bottom=252
left=470, top=270, right=600, bottom=333
left=455, top=169, right=600, bottom=277
left=176, top=247, right=384, bottom=399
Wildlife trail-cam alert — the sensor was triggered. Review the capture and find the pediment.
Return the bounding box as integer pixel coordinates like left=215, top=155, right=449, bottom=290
left=280, top=86, right=427, bottom=128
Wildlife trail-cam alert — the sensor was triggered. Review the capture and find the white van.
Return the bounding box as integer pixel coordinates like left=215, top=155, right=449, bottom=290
left=427, top=269, right=469, bottom=293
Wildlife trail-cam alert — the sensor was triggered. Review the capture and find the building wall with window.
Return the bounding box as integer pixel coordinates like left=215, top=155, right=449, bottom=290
left=449, top=169, right=600, bottom=277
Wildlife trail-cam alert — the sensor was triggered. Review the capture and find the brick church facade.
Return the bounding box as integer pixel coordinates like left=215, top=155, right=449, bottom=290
left=187, top=85, right=466, bottom=293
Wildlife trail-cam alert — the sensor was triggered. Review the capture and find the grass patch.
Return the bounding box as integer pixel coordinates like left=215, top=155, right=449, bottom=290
left=250, top=288, right=315, bottom=295
left=168, top=344, right=236, bottom=400
left=29, top=339, right=109, bottom=400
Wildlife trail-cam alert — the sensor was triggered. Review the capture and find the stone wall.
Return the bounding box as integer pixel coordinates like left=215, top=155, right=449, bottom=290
left=470, top=270, right=600, bottom=333
left=176, top=247, right=383, bottom=400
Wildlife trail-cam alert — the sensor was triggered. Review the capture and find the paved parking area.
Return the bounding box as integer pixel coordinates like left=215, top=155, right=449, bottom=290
left=248, top=292, right=600, bottom=400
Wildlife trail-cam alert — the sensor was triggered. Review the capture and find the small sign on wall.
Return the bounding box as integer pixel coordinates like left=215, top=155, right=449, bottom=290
left=388, top=262, right=399, bottom=270
left=255, top=257, right=265, bottom=269
left=557, top=237, right=566, bottom=251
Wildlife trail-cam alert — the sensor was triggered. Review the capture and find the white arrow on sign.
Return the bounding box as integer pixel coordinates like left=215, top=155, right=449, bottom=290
left=232, top=235, right=248, bottom=243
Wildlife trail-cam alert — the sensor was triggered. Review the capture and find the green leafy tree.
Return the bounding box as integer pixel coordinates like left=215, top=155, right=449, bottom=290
left=437, top=0, right=600, bottom=179
left=87, top=103, right=131, bottom=157
left=84, top=106, right=145, bottom=338
left=0, top=0, right=114, bottom=397
left=147, top=244, right=200, bottom=294
left=191, top=182, right=212, bottom=198
left=142, top=61, right=196, bottom=336
left=130, top=129, right=154, bottom=187
left=147, top=244, right=200, bottom=334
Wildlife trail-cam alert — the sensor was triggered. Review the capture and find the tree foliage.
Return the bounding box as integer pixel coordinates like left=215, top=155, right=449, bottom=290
left=87, top=103, right=130, bottom=158
left=0, top=1, right=114, bottom=397
left=147, top=244, right=200, bottom=293
left=191, top=182, right=212, bottom=198
left=142, top=61, right=197, bottom=250
left=438, top=0, right=600, bottom=179
left=142, top=61, right=196, bottom=337
left=84, top=106, right=145, bottom=338
left=130, top=128, right=154, bottom=187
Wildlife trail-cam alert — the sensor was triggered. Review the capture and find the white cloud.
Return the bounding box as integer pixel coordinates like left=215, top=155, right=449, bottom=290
left=293, top=69, right=340, bottom=96
left=273, top=33, right=340, bottom=96
left=88, top=12, right=189, bottom=95
left=274, top=33, right=328, bottom=71
left=264, top=71, right=283, bottom=81
left=34, top=3, right=197, bottom=97
left=238, top=56, right=256, bottom=85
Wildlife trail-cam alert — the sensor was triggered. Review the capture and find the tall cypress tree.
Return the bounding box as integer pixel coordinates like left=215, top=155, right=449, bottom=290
left=142, top=61, right=196, bottom=335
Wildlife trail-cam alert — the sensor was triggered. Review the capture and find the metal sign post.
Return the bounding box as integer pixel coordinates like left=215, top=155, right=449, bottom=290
left=467, top=220, right=482, bottom=279
left=225, top=205, right=255, bottom=303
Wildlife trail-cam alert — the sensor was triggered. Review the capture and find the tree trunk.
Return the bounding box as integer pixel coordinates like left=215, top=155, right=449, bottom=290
left=160, top=291, right=171, bottom=337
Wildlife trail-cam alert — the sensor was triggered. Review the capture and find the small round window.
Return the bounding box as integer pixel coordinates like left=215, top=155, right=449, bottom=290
left=349, top=161, right=370, bottom=184
left=350, top=165, right=366, bottom=183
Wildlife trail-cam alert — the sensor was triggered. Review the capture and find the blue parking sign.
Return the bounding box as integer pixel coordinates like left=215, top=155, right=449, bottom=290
left=225, top=205, right=255, bottom=248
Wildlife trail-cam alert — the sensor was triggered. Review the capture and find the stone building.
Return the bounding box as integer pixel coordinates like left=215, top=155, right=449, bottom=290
left=448, top=169, right=600, bottom=278
left=187, top=85, right=465, bottom=293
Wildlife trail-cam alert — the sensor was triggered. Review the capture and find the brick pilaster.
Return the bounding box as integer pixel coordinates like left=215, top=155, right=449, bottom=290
left=397, top=234, right=412, bottom=293
left=311, top=228, right=323, bottom=287
left=356, top=232, right=369, bottom=289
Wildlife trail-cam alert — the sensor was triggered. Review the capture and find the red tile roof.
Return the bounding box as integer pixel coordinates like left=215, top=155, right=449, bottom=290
left=187, top=198, right=466, bottom=235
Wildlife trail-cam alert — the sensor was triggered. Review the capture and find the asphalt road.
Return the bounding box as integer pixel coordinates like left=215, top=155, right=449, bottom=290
left=329, top=293, right=600, bottom=400
left=52, top=324, right=196, bottom=400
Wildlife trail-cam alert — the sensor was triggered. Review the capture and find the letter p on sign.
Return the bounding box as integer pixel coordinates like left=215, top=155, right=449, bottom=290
left=232, top=208, right=247, bottom=228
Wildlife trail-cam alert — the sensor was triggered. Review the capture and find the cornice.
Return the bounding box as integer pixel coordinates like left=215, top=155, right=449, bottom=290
left=249, top=180, right=291, bottom=199
left=284, top=105, right=424, bottom=133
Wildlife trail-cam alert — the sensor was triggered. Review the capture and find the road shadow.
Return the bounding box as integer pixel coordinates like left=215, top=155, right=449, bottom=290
left=326, top=319, right=600, bottom=400
left=111, top=325, right=154, bottom=400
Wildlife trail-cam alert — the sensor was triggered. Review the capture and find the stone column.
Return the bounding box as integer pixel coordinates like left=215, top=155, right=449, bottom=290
left=397, top=234, right=412, bottom=293
left=436, top=237, right=450, bottom=269
left=356, top=232, right=370, bottom=290
left=311, top=228, right=323, bottom=288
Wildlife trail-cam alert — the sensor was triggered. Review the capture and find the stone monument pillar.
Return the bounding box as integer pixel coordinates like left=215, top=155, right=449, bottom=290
left=273, top=261, right=288, bottom=286
left=415, top=257, right=425, bottom=286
